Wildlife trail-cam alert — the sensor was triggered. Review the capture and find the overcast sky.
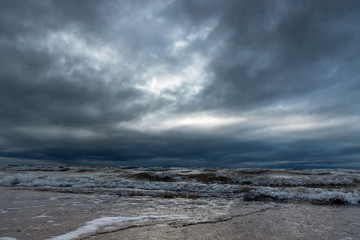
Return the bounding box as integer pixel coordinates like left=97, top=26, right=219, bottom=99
left=1, top=0, right=359, bottom=168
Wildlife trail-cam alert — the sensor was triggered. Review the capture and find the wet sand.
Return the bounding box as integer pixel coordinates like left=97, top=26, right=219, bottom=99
left=0, top=187, right=359, bottom=240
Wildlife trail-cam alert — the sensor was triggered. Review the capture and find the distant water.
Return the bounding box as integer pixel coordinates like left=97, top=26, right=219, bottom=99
left=1, top=165, right=359, bottom=205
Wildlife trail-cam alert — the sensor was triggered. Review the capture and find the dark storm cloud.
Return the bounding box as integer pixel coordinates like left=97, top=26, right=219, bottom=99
left=0, top=0, right=359, bottom=167
left=0, top=0, right=164, bottom=127
left=190, top=0, right=360, bottom=112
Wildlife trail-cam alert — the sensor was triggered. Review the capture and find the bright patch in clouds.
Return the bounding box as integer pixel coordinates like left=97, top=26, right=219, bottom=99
left=136, top=53, right=208, bottom=99
left=163, top=115, right=246, bottom=128
left=172, top=20, right=216, bottom=52
left=44, top=31, right=118, bottom=68
left=119, top=113, right=246, bottom=132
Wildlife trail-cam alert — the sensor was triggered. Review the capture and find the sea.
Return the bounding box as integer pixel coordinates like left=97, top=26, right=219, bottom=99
left=1, top=165, right=360, bottom=239
left=1, top=165, right=359, bottom=205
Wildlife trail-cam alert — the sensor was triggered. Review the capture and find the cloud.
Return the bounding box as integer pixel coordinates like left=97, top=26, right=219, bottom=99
left=0, top=0, right=359, bottom=167
left=193, top=0, right=360, bottom=112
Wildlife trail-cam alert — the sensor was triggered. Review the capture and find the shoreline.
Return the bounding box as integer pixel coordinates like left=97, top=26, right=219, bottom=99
left=1, top=187, right=359, bottom=240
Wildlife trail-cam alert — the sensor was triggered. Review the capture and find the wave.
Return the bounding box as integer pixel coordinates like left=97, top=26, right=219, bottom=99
left=243, top=186, right=360, bottom=205
left=1, top=166, right=359, bottom=205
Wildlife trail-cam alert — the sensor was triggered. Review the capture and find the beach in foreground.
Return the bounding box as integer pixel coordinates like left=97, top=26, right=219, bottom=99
left=0, top=187, right=359, bottom=240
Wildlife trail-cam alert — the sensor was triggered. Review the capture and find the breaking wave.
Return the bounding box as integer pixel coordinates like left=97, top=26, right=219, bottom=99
left=0, top=166, right=359, bottom=205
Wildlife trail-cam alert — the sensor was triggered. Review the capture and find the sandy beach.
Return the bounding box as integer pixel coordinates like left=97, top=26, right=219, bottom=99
left=0, top=187, right=359, bottom=240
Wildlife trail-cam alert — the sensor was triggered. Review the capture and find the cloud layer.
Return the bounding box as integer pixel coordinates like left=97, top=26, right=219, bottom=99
left=1, top=0, right=359, bottom=167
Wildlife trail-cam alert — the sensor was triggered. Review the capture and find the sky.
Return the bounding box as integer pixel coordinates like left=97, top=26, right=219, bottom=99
left=0, top=0, right=359, bottom=168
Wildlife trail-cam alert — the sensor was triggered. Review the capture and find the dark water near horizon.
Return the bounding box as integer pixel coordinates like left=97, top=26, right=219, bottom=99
left=1, top=165, right=359, bottom=205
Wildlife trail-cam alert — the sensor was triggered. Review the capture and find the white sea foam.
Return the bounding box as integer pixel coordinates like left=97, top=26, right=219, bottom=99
left=246, top=186, right=360, bottom=204
left=1, top=166, right=359, bottom=205
left=47, top=215, right=189, bottom=240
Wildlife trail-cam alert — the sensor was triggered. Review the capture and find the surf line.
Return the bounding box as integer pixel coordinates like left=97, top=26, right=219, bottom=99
left=47, top=215, right=191, bottom=240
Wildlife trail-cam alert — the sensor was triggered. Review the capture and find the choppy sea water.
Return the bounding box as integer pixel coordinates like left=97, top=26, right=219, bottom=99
left=1, top=165, right=359, bottom=205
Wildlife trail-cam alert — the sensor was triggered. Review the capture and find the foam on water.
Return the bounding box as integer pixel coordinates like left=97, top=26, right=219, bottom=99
left=47, top=215, right=190, bottom=240
left=244, top=186, right=360, bottom=205
left=0, top=166, right=359, bottom=205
